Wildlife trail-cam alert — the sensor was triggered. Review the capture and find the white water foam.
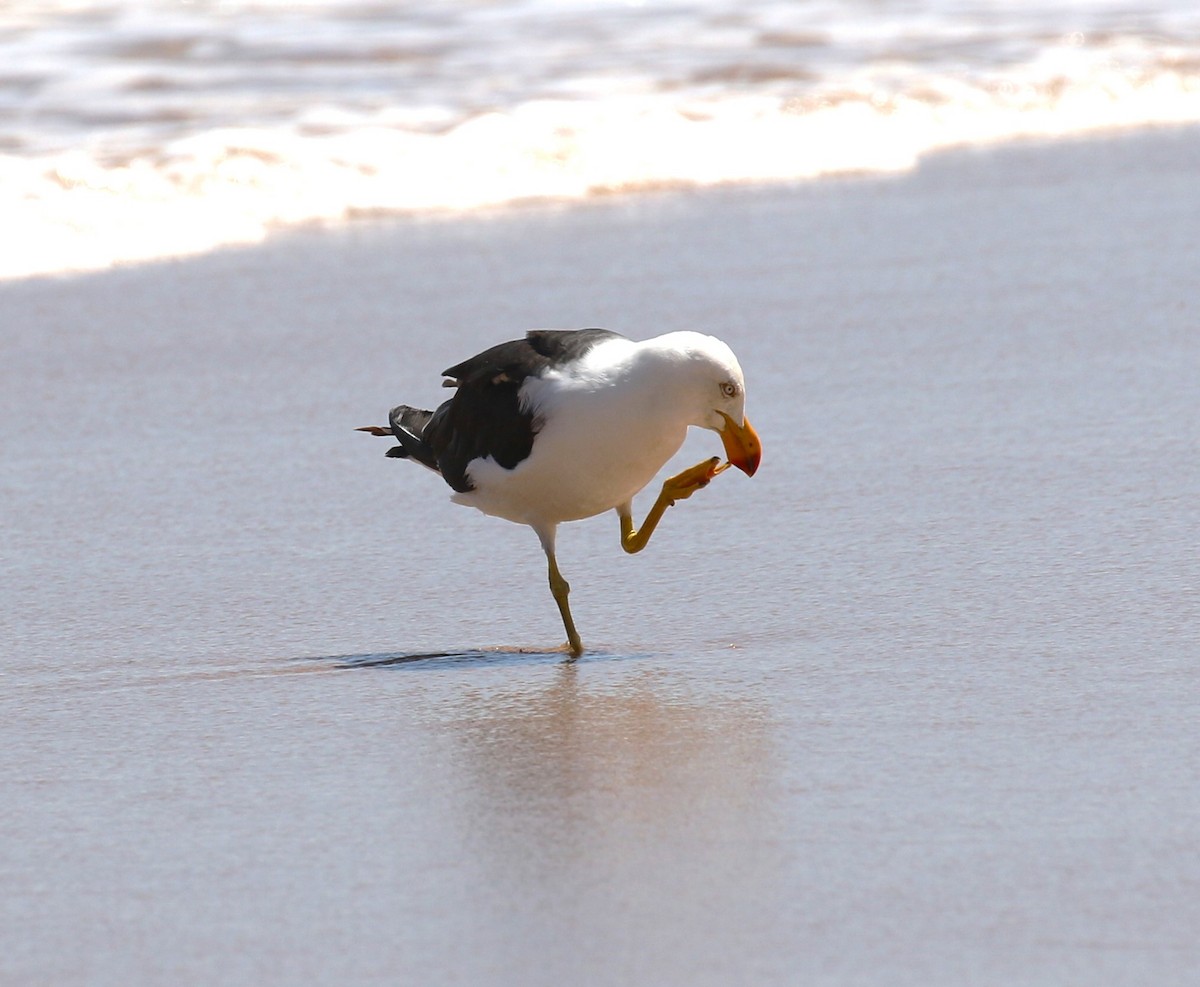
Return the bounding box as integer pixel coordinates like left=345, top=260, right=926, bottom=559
left=3, top=0, right=1200, bottom=279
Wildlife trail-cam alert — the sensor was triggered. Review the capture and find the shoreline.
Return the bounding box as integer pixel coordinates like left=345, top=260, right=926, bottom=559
left=5, top=119, right=1200, bottom=286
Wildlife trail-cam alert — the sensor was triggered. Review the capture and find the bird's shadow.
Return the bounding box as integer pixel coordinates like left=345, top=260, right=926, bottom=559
left=298, top=646, right=645, bottom=671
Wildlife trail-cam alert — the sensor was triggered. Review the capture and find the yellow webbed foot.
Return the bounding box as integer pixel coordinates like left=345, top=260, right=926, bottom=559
left=662, top=456, right=730, bottom=505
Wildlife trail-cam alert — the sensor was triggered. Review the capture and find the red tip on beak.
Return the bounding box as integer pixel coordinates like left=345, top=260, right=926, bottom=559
left=718, top=413, right=762, bottom=477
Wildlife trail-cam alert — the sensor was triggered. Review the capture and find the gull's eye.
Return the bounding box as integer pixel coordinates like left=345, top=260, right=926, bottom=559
left=720, top=381, right=738, bottom=398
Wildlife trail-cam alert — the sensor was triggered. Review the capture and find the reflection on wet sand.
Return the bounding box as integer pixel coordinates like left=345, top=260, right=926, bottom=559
left=450, top=664, right=775, bottom=824
left=431, top=663, right=793, bottom=979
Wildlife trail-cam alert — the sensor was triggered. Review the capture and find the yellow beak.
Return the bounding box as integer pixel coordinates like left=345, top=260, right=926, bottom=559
left=718, top=412, right=762, bottom=477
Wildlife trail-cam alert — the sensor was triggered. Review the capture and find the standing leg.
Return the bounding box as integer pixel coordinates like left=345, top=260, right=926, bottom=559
left=534, top=524, right=584, bottom=657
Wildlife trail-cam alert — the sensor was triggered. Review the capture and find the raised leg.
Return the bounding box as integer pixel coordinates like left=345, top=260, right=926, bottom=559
left=619, top=456, right=729, bottom=554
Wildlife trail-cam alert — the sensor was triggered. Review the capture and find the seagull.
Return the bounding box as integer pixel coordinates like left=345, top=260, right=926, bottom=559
left=358, top=327, right=761, bottom=657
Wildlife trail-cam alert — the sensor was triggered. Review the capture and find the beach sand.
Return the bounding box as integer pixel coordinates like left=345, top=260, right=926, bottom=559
left=3, top=127, right=1199, bottom=985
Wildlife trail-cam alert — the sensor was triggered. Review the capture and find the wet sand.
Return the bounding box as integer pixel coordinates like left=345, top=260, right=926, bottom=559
left=3, top=128, right=1199, bottom=984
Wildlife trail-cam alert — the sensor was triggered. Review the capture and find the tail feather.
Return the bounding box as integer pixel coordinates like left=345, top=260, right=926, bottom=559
left=389, top=405, right=434, bottom=441
left=363, top=404, right=440, bottom=473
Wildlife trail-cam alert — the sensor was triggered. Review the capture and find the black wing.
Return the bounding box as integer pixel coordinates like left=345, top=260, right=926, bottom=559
left=440, top=327, right=623, bottom=384
left=427, top=328, right=624, bottom=493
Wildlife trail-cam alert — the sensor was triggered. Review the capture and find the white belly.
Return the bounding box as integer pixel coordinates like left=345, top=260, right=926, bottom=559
left=453, top=385, right=689, bottom=525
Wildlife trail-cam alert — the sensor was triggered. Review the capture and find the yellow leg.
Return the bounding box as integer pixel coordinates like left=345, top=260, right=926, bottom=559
left=620, top=457, right=729, bottom=554
left=547, top=553, right=584, bottom=657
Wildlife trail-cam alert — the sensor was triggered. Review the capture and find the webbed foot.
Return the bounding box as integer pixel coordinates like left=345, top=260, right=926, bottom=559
left=661, top=456, right=730, bottom=505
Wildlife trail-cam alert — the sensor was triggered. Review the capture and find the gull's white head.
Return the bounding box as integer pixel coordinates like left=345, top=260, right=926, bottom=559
left=643, top=331, right=762, bottom=476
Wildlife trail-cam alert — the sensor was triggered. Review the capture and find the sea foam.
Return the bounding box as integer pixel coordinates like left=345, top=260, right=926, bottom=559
left=3, top=0, right=1199, bottom=279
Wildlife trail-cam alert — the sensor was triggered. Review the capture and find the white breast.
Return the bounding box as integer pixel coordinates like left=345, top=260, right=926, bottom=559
left=453, top=338, right=692, bottom=525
